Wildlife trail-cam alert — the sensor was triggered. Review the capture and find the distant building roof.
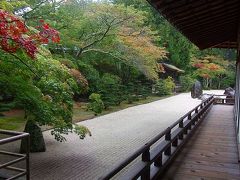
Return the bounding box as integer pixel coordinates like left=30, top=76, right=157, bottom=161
left=158, top=63, right=185, bottom=73
left=14, top=6, right=32, bottom=16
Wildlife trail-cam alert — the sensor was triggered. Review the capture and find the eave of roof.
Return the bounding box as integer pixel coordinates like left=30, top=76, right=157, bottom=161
left=158, top=63, right=185, bottom=73
left=147, top=0, right=240, bottom=49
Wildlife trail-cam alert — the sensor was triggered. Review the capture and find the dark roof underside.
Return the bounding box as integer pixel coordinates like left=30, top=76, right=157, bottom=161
left=148, top=0, right=240, bottom=49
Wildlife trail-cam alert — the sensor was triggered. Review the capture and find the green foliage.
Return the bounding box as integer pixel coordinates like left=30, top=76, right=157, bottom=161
left=155, top=77, right=175, bottom=96
left=0, top=0, right=28, bottom=12
left=123, top=81, right=152, bottom=103
left=74, top=124, right=92, bottom=139
left=98, top=73, right=123, bottom=108
left=0, top=45, right=90, bottom=142
left=0, top=0, right=237, bottom=148
left=124, top=83, right=136, bottom=104
left=48, top=1, right=167, bottom=81
left=88, top=93, right=104, bottom=115
left=77, top=60, right=101, bottom=93
left=213, top=71, right=235, bottom=89
left=179, top=75, right=195, bottom=92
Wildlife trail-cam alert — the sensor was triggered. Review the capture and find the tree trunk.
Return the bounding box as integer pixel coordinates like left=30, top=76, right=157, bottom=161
left=206, top=78, right=209, bottom=89
left=218, top=75, right=222, bottom=89
left=209, top=79, right=212, bottom=89
left=20, top=120, right=46, bottom=153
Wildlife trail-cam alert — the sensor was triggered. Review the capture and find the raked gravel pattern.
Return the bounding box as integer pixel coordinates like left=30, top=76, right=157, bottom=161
left=3, top=90, right=224, bottom=180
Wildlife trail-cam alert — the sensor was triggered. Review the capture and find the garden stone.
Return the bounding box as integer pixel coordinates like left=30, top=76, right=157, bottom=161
left=20, top=120, right=46, bottom=153
left=224, top=87, right=235, bottom=104
left=191, top=81, right=202, bottom=98
left=224, top=87, right=235, bottom=98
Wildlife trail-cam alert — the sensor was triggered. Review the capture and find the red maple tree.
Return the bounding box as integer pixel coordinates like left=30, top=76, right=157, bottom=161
left=0, top=10, right=60, bottom=58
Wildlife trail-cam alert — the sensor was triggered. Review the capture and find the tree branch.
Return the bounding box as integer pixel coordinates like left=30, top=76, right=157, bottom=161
left=81, top=48, right=128, bottom=64
left=80, top=24, right=111, bottom=54
left=10, top=53, right=40, bottom=79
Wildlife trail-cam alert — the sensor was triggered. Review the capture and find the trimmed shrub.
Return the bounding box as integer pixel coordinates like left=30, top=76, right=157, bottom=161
left=179, top=75, right=195, bottom=92
left=88, top=93, right=104, bottom=115
left=98, top=73, right=123, bottom=108
left=155, top=77, right=175, bottom=96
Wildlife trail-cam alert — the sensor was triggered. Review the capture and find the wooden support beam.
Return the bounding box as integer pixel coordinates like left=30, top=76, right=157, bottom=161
left=235, top=16, right=240, bottom=162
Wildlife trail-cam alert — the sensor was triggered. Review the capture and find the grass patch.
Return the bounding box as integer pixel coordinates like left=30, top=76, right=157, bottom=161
left=73, top=95, right=171, bottom=122
left=0, top=116, right=26, bottom=131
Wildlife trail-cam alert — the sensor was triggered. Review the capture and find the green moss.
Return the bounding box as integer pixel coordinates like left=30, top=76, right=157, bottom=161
left=0, top=117, right=26, bottom=131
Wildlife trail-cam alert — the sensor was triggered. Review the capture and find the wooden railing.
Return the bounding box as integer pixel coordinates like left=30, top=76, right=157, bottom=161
left=0, top=130, right=30, bottom=180
left=100, top=96, right=214, bottom=180
left=214, top=95, right=235, bottom=105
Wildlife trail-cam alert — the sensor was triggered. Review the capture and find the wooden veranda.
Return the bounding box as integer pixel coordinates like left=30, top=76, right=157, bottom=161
left=147, top=0, right=240, bottom=160
left=100, top=0, right=240, bottom=179
left=162, top=104, right=240, bottom=179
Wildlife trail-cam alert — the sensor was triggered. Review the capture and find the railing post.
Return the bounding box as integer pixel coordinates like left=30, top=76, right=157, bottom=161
left=164, top=128, right=171, bottom=156
left=193, top=109, right=197, bottom=124
left=195, top=108, right=198, bottom=113
left=188, top=113, right=192, bottom=130
left=142, top=148, right=150, bottom=162
left=200, top=104, right=204, bottom=118
left=26, top=134, right=30, bottom=180
left=142, top=148, right=150, bottom=180
left=154, top=155, right=162, bottom=167
left=184, top=116, right=190, bottom=135
left=172, top=138, right=178, bottom=147
left=179, top=120, right=184, bottom=140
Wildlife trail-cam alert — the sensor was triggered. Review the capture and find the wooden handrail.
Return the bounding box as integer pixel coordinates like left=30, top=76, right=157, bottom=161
left=214, top=96, right=235, bottom=105
left=0, top=130, right=30, bottom=180
left=100, top=96, right=215, bottom=180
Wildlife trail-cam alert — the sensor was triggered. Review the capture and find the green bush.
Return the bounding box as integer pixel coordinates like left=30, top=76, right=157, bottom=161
left=88, top=93, right=104, bottom=115
left=98, top=73, right=124, bottom=108
left=77, top=61, right=101, bottom=93
left=155, top=77, right=175, bottom=96
left=138, top=83, right=152, bottom=99
left=179, top=75, right=195, bottom=92
left=124, top=83, right=138, bottom=104
left=123, top=82, right=152, bottom=104
left=219, top=72, right=235, bottom=89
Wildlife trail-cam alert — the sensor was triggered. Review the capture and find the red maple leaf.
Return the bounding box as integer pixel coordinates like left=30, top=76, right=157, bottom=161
left=0, top=10, right=60, bottom=59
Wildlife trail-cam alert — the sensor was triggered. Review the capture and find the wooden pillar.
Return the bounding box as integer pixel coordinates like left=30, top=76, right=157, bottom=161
left=235, top=20, right=240, bottom=162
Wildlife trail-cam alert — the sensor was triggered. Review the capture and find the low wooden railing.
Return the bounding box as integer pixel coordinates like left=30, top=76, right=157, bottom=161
left=214, top=95, right=235, bottom=105
left=100, top=96, right=214, bottom=180
left=0, top=130, right=30, bottom=180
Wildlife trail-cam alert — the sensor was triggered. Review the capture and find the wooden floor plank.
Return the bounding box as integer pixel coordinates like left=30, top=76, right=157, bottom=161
left=162, top=105, right=240, bottom=179
left=174, top=160, right=240, bottom=170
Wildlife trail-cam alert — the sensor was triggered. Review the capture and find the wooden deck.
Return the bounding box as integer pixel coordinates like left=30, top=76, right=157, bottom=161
left=162, top=105, right=240, bottom=180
